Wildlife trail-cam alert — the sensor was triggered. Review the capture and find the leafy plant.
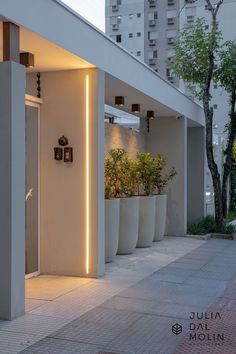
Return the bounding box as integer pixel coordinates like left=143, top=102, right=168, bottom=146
left=105, top=148, right=127, bottom=199
left=187, top=215, right=217, bottom=235
left=224, top=224, right=236, bottom=235
left=152, top=155, right=177, bottom=195
left=121, top=156, right=139, bottom=197
left=136, top=152, right=156, bottom=196
left=227, top=210, right=236, bottom=223
left=105, top=148, right=139, bottom=199
left=187, top=214, right=236, bottom=235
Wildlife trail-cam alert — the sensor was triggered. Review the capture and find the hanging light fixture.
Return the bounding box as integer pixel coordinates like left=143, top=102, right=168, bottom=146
left=132, top=104, right=140, bottom=113
left=115, top=96, right=125, bottom=107
left=146, top=111, right=155, bottom=133
left=20, top=52, right=35, bottom=68
left=146, top=117, right=150, bottom=133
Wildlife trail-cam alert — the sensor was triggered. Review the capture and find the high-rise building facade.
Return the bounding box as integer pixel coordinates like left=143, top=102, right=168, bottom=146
left=106, top=0, right=180, bottom=85
left=106, top=0, right=236, bottom=133
left=106, top=0, right=236, bottom=213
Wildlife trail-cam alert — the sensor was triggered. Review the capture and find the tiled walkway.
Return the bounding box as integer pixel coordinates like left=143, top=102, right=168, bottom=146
left=0, top=237, right=204, bottom=354
left=18, top=238, right=236, bottom=354
left=3, top=237, right=236, bottom=354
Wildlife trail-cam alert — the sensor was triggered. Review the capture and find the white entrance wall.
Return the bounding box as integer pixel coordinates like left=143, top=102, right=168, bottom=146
left=105, top=122, right=146, bottom=158
left=0, top=61, right=26, bottom=320
left=27, top=68, right=105, bottom=278
left=143, top=116, right=187, bottom=236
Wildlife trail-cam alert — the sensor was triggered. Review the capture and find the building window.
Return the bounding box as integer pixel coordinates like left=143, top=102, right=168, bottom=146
left=205, top=24, right=209, bottom=30
left=137, top=13, right=141, bottom=18
left=167, top=18, right=175, bottom=25
left=148, top=31, right=158, bottom=40
left=154, top=11, right=158, bottom=19
left=116, top=34, right=122, bottom=43
left=117, top=0, right=122, bottom=5
left=153, top=50, right=158, bottom=58
left=213, top=104, right=218, bottom=109
left=214, top=84, right=218, bottom=89
left=137, top=32, right=141, bottom=37
left=129, top=33, right=133, bottom=38
left=166, top=68, right=171, bottom=77
left=117, top=16, right=122, bottom=23
left=137, top=51, right=141, bottom=56
left=168, top=0, right=175, bottom=5
left=128, top=14, right=133, bottom=19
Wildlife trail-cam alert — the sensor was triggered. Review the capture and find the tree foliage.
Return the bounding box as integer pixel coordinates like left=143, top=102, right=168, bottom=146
left=169, top=0, right=234, bottom=232
left=170, top=18, right=222, bottom=99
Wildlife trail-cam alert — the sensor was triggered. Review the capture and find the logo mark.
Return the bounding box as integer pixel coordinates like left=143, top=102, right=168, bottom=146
left=172, top=323, right=183, bottom=335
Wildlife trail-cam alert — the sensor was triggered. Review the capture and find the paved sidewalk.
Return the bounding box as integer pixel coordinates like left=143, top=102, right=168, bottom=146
left=0, top=237, right=204, bottom=354
left=19, top=239, right=236, bottom=354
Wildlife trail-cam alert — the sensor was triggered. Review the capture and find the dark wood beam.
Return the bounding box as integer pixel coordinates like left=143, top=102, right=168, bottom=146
left=3, top=22, right=20, bottom=62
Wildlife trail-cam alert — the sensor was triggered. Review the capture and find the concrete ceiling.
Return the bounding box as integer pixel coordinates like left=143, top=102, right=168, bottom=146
left=0, top=21, right=201, bottom=126
left=105, top=73, right=178, bottom=118
left=0, top=23, right=94, bottom=71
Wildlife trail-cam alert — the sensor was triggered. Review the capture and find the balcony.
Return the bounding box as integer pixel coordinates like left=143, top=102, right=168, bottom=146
left=112, top=5, right=119, bottom=12
left=149, top=19, right=156, bottom=27
left=167, top=76, right=174, bottom=83
left=148, top=0, right=156, bottom=8
left=112, top=24, right=119, bottom=30
left=149, top=39, right=156, bottom=46
left=167, top=38, right=174, bottom=45
left=149, top=58, right=157, bottom=65
left=167, top=18, right=175, bottom=25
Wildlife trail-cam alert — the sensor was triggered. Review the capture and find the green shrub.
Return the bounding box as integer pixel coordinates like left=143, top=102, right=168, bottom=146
left=136, top=152, right=156, bottom=196
left=152, top=155, right=177, bottom=195
left=105, top=148, right=139, bottom=199
left=187, top=215, right=216, bottom=235
left=224, top=224, right=236, bottom=234
left=188, top=215, right=236, bottom=235
left=227, top=210, right=236, bottom=223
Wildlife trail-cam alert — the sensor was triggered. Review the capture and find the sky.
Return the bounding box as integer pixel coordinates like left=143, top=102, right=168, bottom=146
left=62, top=0, right=105, bottom=31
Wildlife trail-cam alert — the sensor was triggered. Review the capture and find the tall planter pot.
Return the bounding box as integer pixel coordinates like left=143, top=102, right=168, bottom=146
left=154, top=194, right=167, bottom=241
left=117, top=197, right=139, bottom=254
left=105, top=199, right=120, bottom=263
left=137, top=196, right=156, bottom=247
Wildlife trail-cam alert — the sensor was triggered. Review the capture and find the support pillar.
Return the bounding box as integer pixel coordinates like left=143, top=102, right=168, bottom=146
left=145, top=116, right=187, bottom=236
left=3, top=22, right=20, bottom=62
left=38, top=68, right=105, bottom=278
left=0, top=61, right=26, bottom=320
left=187, top=127, right=205, bottom=222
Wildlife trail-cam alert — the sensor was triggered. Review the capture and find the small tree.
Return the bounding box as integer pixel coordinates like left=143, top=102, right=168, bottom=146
left=105, top=148, right=139, bottom=198
left=170, top=0, right=227, bottom=231
left=105, top=148, right=127, bottom=199
left=153, top=155, right=176, bottom=195
left=136, top=152, right=156, bottom=196
left=121, top=156, right=139, bottom=197
left=216, top=41, right=236, bottom=217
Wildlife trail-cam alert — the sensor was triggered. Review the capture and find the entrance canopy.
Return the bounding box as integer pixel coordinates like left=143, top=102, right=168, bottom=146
left=0, top=0, right=204, bottom=126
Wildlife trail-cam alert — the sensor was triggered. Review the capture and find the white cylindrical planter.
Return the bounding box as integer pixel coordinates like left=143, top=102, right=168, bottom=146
left=105, top=199, right=120, bottom=263
left=154, top=194, right=167, bottom=241
left=137, top=196, right=156, bottom=248
left=118, top=197, right=139, bottom=255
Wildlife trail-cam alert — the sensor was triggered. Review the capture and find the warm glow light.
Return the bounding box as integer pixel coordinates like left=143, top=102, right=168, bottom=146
left=85, top=74, right=90, bottom=274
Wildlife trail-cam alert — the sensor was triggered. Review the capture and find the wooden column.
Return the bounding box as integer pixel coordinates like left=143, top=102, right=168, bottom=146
left=3, top=22, right=20, bottom=62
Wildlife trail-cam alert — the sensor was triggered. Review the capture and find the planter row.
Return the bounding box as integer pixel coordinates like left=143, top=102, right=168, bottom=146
left=105, top=195, right=167, bottom=263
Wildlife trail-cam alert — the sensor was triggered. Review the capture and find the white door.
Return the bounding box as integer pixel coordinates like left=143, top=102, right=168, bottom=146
left=25, top=100, right=40, bottom=277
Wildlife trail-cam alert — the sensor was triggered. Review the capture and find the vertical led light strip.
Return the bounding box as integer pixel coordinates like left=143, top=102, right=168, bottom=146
left=85, top=74, right=90, bottom=274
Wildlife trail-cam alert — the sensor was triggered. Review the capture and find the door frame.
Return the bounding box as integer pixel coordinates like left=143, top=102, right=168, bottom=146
left=25, top=94, right=42, bottom=279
